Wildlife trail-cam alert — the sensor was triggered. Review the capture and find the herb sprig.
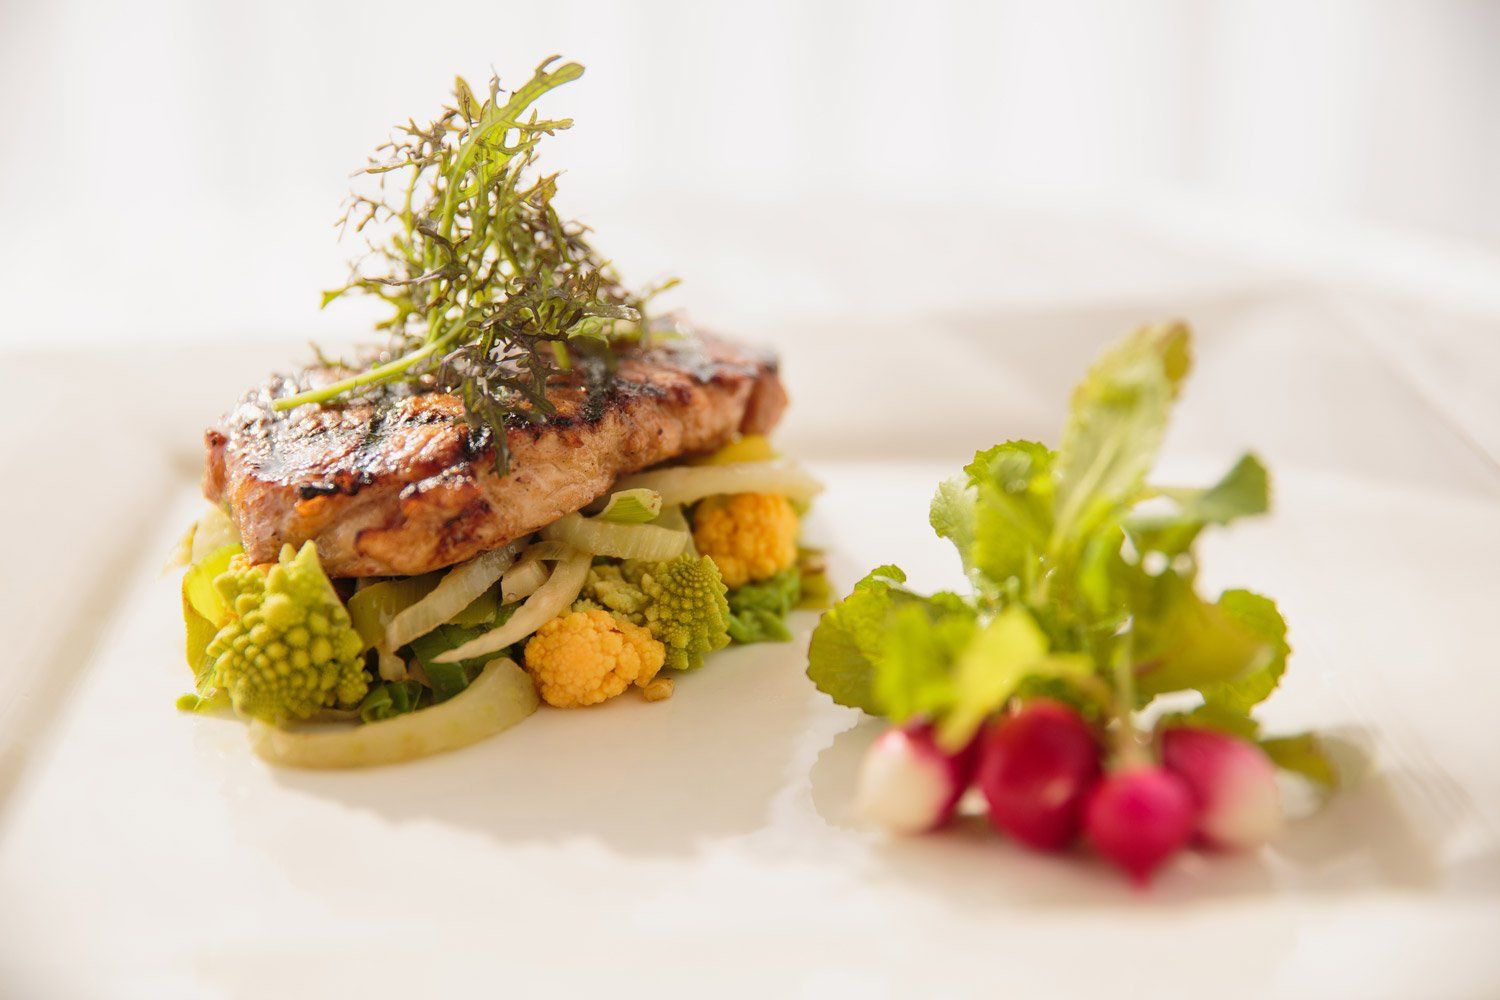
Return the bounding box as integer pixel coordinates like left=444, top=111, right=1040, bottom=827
left=275, top=58, right=661, bottom=473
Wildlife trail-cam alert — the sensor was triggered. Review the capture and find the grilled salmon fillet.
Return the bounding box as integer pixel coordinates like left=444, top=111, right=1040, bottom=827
left=204, top=334, right=788, bottom=578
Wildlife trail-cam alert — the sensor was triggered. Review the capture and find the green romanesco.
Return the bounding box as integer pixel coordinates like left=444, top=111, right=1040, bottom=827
left=637, top=554, right=731, bottom=671
left=574, top=555, right=731, bottom=671
left=203, top=542, right=368, bottom=725
left=573, top=562, right=651, bottom=625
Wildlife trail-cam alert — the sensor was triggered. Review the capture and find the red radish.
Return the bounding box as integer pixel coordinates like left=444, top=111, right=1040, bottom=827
left=976, top=699, right=1101, bottom=850
left=1084, top=765, right=1196, bottom=884
left=855, top=723, right=978, bottom=834
left=1161, top=726, right=1283, bottom=852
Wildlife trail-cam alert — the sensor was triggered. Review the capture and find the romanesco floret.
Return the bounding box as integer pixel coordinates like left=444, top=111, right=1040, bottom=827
left=204, top=542, right=368, bottom=725
left=573, top=562, right=649, bottom=625
left=523, top=609, right=665, bottom=707
left=636, top=553, right=731, bottom=671
left=691, top=492, right=799, bottom=588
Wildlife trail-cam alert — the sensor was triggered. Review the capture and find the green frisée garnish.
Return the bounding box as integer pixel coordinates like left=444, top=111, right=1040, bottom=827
left=272, top=58, right=673, bottom=477
left=807, top=321, right=1335, bottom=783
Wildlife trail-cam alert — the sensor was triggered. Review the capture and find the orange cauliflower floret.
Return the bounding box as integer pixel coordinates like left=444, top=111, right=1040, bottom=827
left=692, top=493, right=798, bottom=588
left=523, top=609, right=666, bottom=708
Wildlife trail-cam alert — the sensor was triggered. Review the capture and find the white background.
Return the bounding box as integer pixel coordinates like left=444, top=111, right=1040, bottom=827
left=3, top=0, right=1500, bottom=346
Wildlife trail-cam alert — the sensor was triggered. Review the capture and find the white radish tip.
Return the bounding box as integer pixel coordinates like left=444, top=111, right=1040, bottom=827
left=855, top=728, right=959, bottom=836
left=1163, top=728, right=1284, bottom=852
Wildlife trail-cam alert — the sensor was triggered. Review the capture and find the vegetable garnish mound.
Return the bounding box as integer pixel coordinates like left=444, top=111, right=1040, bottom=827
left=807, top=321, right=1339, bottom=885
left=180, top=438, right=824, bottom=765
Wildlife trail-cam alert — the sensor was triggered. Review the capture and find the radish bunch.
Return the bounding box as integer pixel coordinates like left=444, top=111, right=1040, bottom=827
left=808, top=326, right=1335, bottom=887
left=855, top=701, right=1285, bottom=885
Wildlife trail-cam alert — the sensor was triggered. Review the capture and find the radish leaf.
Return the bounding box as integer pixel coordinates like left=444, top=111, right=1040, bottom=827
left=806, top=566, right=910, bottom=714
left=1199, top=589, right=1289, bottom=712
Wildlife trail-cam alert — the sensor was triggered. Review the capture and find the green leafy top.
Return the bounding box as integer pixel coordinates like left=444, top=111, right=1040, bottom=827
left=808, top=322, right=1331, bottom=782
left=273, top=57, right=670, bottom=474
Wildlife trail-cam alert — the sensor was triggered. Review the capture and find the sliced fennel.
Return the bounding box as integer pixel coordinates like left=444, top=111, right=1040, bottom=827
left=652, top=504, right=696, bottom=553
left=543, top=512, right=690, bottom=561
left=190, top=505, right=240, bottom=563
left=448, top=587, right=502, bottom=627
left=434, top=547, right=592, bottom=663
left=502, top=558, right=549, bottom=603
left=613, top=459, right=822, bottom=507
left=376, top=647, right=408, bottom=682
left=596, top=488, right=663, bottom=524
left=385, top=543, right=520, bottom=651
left=182, top=543, right=242, bottom=626
left=248, top=658, right=538, bottom=768
left=501, top=540, right=575, bottom=602
left=348, top=575, right=440, bottom=650
left=164, top=525, right=195, bottom=573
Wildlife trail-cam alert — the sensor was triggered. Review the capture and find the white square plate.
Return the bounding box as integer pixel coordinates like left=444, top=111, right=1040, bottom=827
left=3, top=296, right=1498, bottom=998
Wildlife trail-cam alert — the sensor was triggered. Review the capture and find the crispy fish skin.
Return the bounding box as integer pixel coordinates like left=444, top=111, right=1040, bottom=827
left=204, top=334, right=788, bottom=578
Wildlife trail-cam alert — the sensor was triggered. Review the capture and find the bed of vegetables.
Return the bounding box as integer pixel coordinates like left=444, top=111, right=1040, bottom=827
left=806, top=322, right=1339, bottom=886
left=174, top=438, right=825, bottom=768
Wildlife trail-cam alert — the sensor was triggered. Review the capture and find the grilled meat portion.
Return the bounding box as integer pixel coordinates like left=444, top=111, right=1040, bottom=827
left=204, top=334, right=788, bottom=577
